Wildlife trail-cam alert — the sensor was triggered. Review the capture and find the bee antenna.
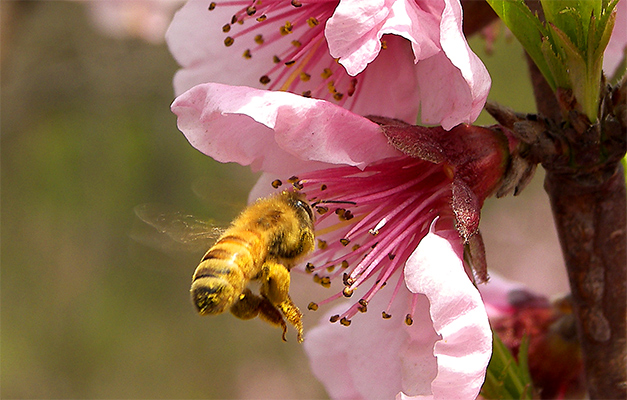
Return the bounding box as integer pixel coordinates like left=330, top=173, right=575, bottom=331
left=311, top=199, right=357, bottom=207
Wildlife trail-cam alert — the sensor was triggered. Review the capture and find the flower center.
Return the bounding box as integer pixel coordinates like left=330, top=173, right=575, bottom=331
left=270, top=156, right=455, bottom=325
left=209, top=0, right=362, bottom=105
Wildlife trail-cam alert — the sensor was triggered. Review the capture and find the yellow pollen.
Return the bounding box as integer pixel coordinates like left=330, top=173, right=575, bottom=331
left=321, top=68, right=333, bottom=79
left=381, top=39, right=387, bottom=49
left=291, top=40, right=302, bottom=47
left=317, top=239, right=328, bottom=250
left=254, top=34, right=264, bottom=44
left=280, top=21, right=293, bottom=35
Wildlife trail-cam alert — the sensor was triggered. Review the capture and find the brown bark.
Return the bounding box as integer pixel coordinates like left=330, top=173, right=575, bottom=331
left=544, top=166, right=626, bottom=400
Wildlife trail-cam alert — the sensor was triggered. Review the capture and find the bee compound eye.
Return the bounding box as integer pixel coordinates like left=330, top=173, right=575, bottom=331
left=191, top=279, right=234, bottom=315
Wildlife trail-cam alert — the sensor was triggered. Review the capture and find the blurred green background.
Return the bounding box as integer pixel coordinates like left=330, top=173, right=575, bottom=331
left=1, top=2, right=568, bottom=398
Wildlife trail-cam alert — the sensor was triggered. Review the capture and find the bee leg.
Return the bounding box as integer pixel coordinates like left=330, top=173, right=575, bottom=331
left=260, top=261, right=304, bottom=343
left=229, top=288, right=288, bottom=341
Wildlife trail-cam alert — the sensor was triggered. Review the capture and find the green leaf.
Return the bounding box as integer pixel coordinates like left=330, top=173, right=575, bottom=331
left=486, top=0, right=556, bottom=89
left=481, top=331, right=535, bottom=400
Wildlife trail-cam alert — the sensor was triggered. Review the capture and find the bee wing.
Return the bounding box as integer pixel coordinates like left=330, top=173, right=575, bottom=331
left=133, top=203, right=224, bottom=253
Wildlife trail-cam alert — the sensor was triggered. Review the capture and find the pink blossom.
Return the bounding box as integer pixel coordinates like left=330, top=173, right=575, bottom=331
left=82, top=0, right=185, bottom=43
left=171, top=83, right=509, bottom=399
left=604, top=0, right=626, bottom=78
left=166, top=0, right=491, bottom=129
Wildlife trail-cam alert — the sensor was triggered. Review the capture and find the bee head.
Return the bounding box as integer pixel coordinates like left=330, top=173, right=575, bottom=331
left=191, top=279, right=235, bottom=315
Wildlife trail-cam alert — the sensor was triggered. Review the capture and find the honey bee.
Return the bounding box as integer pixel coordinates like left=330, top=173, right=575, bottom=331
left=191, top=190, right=315, bottom=343
left=135, top=190, right=315, bottom=342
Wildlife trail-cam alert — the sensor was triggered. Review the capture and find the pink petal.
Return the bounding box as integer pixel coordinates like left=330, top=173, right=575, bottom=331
left=166, top=0, right=285, bottom=95
left=171, top=83, right=400, bottom=174
left=435, top=0, right=491, bottom=126
left=326, top=0, right=440, bottom=76
left=304, top=281, right=440, bottom=399
left=404, top=218, right=492, bottom=400
left=604, top=0, right=627, bottom=77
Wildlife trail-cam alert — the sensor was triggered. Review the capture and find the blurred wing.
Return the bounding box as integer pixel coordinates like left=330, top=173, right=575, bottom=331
left=133, top=203, right=224, bottom=253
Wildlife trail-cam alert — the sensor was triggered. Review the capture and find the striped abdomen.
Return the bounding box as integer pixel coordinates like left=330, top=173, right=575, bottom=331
left=190, top=229, right=264, bottom=315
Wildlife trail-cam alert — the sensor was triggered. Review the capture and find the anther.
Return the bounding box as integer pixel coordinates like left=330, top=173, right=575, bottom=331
left=307, top=17, right=319, bottom=27
left=259, top=75, right=271, bottom=85
left=305, top=262, right=315, bottom=273
left=388, top=254, right=395, bottom=260
left=291, top=0, right=302, bottom=7
left=352, top=244, right=361, bottom=251
left=341, top=210, right=353, bottom=220
left=340, top=317, right=351, bottom=326
left=230, top=15, right=238, bottom=24
left=320, top=184, right=327, bottom=191
left=382, top=311, right=392, bottom=319
left=222, top=24, right=231, bottom=33
left=224, top=37, right=235, bottom=47
left=272, top=55, right=281, bottom=63
left=308, top=302, right=319, bottom=311
left=320, top=276, right=331, bottom=288
left=317, top=239, right=328, bottom=250
left=380, top=40, right=387, bottom=49
left=321, top=68, right=332, bottom=79
left=300, top=72, right=311, bottom=81
left=341, top=260, right=349, bottom=269
left=243, top=49, right=252, bottom=59
left=405, top=314, right=414, bottom=326
left=340, top=238, right=350, bottom=246
left=326, top=265, right=335, bottom=272
left=246, top=6, right=256, bottom=15
left=315, top=206, right=328, bottom=214
left=333, top=92, right=344, bottom=101
left=280, top=21, right=293, bottom=35
left=330, top=315, right=340, bottom=323
left=292, top=40, right=302, bottom=47
left=256, top=15, right=267, bottom=22
left=285, top=60, right=296, bottom=67
left=342, top=287, right=353, bottom=297
left=271, top=179, right=282, bottom=188
left=254, top=34, right=264, bottom=44
left=208, top=2, right=216, bottom=10
left=302, top=90, right=312, bottom=98
left=288, top=176, right=299, bottom=183
left=358, top=299, right=368, bottom=313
